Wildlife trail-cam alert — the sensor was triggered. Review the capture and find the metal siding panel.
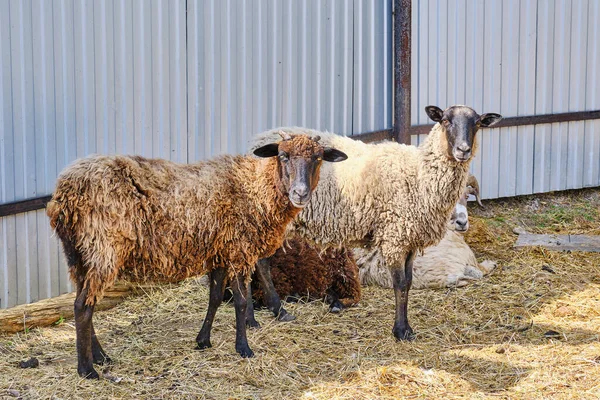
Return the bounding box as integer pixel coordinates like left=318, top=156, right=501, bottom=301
left=498, top=0, right=519, bottom=198
left=515, top=0, right=537, bottom=196
left=446, top=0, right=466, bottom=105
left=566, top=0, right=588, bottom=189
left=550, top=0, right=571, bottom=191
left=481, top=0, right=502, bottom=199
left=94, top=0, right=115, bottom=156
left=410, top=0, right=418, bottom=125
left=534, top=0, right=555, bottom=193
left=53, top=0, right=78, bottom=173
left=416, top=0, right=428, bottom=127
left=465, top=0, right=485, bottom=183
left=2, top=217, right=17, bottom=309
left=584, top=1, right=600, bottom=186
left=352, top=0, right=362, bottom=133
left=114, top=0, right=135, bottom=156
left=0, top=0, right=15, bottom=205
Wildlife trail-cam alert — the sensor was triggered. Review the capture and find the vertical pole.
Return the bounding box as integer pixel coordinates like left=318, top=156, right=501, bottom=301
left=393, top=0, right=411, bottom=144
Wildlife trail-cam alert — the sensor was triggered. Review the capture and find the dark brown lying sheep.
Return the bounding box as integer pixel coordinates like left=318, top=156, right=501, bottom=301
left=224, top=238, right=360, bottom=322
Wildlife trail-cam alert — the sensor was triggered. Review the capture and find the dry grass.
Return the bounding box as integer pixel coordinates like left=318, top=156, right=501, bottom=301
left=1, top=188, right=600, bottom=399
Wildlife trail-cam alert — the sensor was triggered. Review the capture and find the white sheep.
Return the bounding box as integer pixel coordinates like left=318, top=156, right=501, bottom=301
left=356, top=175, right=497, bottom=289
left=250, top=105, right=502, bottom=340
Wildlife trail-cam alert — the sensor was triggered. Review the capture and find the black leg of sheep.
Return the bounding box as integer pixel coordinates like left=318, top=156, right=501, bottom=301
left=230, top=273, right=254, bottom=358
left=73, top=282, right=100, bottom=379
left=391, top=251, right=415, bottom=341
left=90, top=323, right=112, bottom=365
left=196, top=266, right=227, bottom=350
left=252, top=258, right=296, bottom=322
left=245, top=285, right=261, bottom=328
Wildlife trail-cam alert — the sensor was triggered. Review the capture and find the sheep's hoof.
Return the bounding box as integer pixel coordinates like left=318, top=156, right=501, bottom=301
left=393, top=325, right=415, bottom=341
left=93, top=353, right=113, bottom=366
left=329, top=300, right=343, bottom=314
left=78, top=367, right=100, bottom=380
left=236, top=345, right=254, bottom=358
left=246, top=319, right=261, bottom=329
left=196, top=340, right=212, bottom=350
left=277, top=311, right=296, bottom=322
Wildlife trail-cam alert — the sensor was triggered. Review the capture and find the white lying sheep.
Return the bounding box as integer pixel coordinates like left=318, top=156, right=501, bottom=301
left=356, top=176, right=497, bottom=289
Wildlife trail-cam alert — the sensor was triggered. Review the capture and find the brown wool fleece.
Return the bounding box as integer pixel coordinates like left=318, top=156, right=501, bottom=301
left=251, top=238, right=361, bottom=308
left=47, top=136, right=322, bottom=306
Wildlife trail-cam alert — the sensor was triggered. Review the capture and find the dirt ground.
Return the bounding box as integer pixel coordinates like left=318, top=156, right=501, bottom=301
left=1, top=188, right=599, bottom=399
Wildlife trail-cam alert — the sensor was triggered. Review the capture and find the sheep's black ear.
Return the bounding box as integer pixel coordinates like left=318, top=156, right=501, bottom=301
left=479, top=113, right=503, bottom=127
left=253, top=143, right=280, bottom=158
left=323, top=148, right=348, bottom=163
left=425, top=106, right=444, bottom=122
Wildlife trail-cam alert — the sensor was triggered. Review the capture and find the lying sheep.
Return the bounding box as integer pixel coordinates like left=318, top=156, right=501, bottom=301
left=221, top=239, right=360, bottom=319
left=250, top=105, right=502, bottom=340
left=356, top=175, right=497, bottom=289
left=47, top=133, right=347, bottom=379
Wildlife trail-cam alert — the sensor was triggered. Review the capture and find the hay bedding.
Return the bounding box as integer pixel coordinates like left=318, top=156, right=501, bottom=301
left=1, top=189, right=600, bottom=399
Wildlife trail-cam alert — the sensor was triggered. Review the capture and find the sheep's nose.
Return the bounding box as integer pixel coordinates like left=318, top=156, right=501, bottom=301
left=292, top=185, right=309, bottom=198
left=457, top=143, right=471, bottom=153
left=456, top=219, right=468, bottom=229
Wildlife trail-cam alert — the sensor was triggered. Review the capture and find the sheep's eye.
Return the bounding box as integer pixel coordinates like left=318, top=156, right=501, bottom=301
left=279, top=153, right=289, bottom=162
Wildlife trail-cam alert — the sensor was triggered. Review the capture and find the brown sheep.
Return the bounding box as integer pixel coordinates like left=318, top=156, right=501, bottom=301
left=47, top=133, right=347, bottom=379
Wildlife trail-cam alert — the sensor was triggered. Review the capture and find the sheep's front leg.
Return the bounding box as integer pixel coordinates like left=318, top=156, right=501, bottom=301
left=231, top=273, right=254, bottom=358
left=391, top=251, right=415, bottom=341
left=74, top=283, right=99, bottom=379
left=255, top=258, right=296, bottom=321
left=196, top=266, right=227, bottom=350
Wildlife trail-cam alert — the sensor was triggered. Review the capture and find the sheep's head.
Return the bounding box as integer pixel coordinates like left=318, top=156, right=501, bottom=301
left=425, top=105, right=502, bottom=163
left=253, top=132, right=347, bottom=208
left=448, top=175, right=483, bottom=232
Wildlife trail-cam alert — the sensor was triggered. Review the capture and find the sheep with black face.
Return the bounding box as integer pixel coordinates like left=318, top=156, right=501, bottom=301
left=250, top=105, right=502, bottom=340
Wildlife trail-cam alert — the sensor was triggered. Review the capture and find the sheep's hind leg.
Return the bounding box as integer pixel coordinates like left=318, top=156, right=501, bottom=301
left=91, top=323, right=112, bottom=365
left=74, top=282, right=99, bottom=379
left=196, top=266, right=227, bottom=350
left=391, top=251, right=415, bottom=341
left=255, top=258, right=295, bottom=322
left=231, top=273, right=254, bottom=358
left=245, top=283, right=261, bottom=328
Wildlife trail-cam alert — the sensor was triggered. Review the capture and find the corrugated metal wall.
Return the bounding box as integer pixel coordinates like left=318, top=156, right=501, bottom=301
left=411, top=0, right=600, bottom=199
left=0, top=0, right=391, bottom=309
left=186, top=0, right=392, bottom=161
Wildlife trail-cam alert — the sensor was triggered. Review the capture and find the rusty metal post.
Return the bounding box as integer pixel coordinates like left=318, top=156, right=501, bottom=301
left=393, top=0, right=411, bottom=144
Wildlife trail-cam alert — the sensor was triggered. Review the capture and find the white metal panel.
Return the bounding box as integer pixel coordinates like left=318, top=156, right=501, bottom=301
left=498, top=0, right=520, bottom=198
left=584, top=0, right=600, bottom=187
left=566, top=0, right=589, bottom=190
left=550, top=0, right=572, bottom=191
left=187, top=0, right=390, bottom=163
left=464, top=0, right=485, bottom=182
left=413, top=0, right=598, bottom=199
left=0, top=0, right=187, bottom=308
left=533, top=0, right=555, bottom=194
left=1, top=0, right=392, bottom=308
left=515, top=0, right=537, bottom=196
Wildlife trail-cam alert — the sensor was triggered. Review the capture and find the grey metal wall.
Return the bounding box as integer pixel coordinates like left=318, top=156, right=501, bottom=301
left=411, top=0, right=600, bottom=199
left=0, top=0, right=392, bottom=309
